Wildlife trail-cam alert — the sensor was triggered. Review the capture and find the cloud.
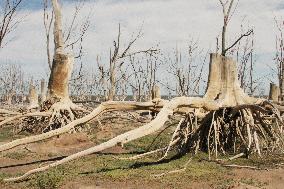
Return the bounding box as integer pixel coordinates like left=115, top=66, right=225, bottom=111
left=0, top=0, right=283, bottom=88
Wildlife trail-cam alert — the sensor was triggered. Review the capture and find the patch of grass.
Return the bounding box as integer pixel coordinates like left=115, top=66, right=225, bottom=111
left=29, top=166, right=68, bottom=189
left=0, top=127, right=13, bottom=142
left=4, top=151, right=26, bottom=160
left=124, top=129, right=172, bottom=152
left=0, top=172, right=9, bottom=182
left=2, top=126, right=283, bottom=189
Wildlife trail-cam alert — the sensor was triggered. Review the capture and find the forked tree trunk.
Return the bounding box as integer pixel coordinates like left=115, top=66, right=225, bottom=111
left=204, top=53, right=255, bottom=106
left=269, top=83, right=279, bottom=102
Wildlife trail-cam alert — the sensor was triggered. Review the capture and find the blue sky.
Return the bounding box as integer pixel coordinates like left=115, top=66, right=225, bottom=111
left=0, top=0, right=284, bottom=94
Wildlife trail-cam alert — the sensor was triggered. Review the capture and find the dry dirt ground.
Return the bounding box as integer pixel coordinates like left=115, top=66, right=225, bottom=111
left=0, top=118, right=283, bottom=189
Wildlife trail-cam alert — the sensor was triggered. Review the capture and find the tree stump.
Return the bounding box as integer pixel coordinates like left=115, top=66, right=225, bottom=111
left=28, top=84, right=38, bottom=109
left=269, top=83, right=279, bottom=102
left=151, top=85, right=161, bottom=100
left=204, top=53, right=255, bottom=106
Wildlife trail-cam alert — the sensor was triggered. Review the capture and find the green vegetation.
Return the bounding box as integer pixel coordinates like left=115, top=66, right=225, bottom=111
left=0, top=131, right=283, bottom=189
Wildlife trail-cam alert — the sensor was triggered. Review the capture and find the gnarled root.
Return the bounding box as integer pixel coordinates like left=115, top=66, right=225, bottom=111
left=184, top=103, right=284, bottom=159
left=0, top=98, right=90, bottom=134
left=0, top=112, right=52, bottom=129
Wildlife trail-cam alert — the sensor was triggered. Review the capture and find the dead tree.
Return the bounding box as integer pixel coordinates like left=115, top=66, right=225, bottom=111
left=43, top=0, right=90, bottom=71
left=0, top=64, right=24, bottom=104
left=107, top=24, right=157, bottom=100
left=47, top=0, right=72, bottom=100
left=0, top=0, right=23, bottom=49
left=0, top=0, right=87, bottom=132
left=167, top=40, right=206, bottom=96
left=274, top=17, right=284, bottom=101
left=127, top=52, right=161, bottom=102
left=218, top=0, right=253, bottom=56
left=151, top=84, right=161, bottom=100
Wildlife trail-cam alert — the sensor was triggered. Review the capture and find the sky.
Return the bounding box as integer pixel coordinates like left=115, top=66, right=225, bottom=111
left=0, top=0, right=284, bottom=93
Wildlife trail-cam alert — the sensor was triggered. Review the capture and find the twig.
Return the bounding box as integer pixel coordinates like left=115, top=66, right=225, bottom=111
left=153, top=158, right=192, bottom=177
left=223, top=164, right=265, bottom=170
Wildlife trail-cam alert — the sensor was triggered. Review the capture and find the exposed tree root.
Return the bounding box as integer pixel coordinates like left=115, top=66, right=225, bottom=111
left=0, top=112, right=52, bottom=128
left=0, top=98, right=91, bottom=133
left=2, top=54, right=284, bottom=182
left=153, top=158, right=192, bottom=177
left=222, top=164, right=264, bottom=170
left=0, top=100, right=167, bottom=152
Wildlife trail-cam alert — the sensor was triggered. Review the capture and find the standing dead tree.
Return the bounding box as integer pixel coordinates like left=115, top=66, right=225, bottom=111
left=107, top=24, right=158, bottom=100
left=218, top=0, right=253, bottom=56
left=167, top=40, right=206, bottom=96
left=0, top=64, right=25, bottom=105
left=43, top=0, right=90, bottom=72
left=0, top=0, right=23, bottom=49
left=230, top=22, right=257, bottom=95
left=274, top=17, right=284, bottom=101
left=127, top=51, right=161, bottom=102
left=0, top=0, right=87, bottom=132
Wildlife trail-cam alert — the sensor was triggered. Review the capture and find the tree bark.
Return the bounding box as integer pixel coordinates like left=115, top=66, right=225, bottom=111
left=48, top=53, right=73, bottom=99
left=221, top=25, right=227, bottom=56
left=204, top=53, right=255, bottom=106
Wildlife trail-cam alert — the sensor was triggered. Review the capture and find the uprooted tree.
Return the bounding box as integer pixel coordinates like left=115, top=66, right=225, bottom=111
left=0, top=0, right=283, bottom=183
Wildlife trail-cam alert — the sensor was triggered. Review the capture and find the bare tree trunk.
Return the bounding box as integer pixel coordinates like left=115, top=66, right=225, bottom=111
left=221, top=25, right=227, bottom=56
left=269, top=83, right=279, bottom=102
left=47, top=0, right=74, bottom=100
left=48, top=53, right=73, bottom=99
left=204, top=53, right=254, bottom=106
left=108, top=59, right=116, bottom=101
